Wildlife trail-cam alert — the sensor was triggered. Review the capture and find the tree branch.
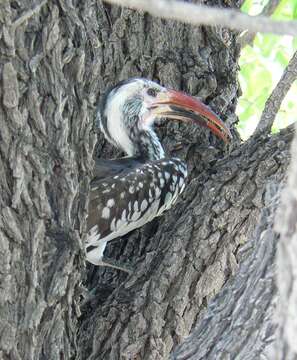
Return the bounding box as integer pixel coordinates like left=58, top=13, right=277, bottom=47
left=262, top=0, right=282, bottom=17
left=171, top=181, right=281, bottom=360
left=238, top=0, right=281, bottom=47
left=254, top=50, right=297, bottom=136
left=104, top=0, right=297, bottom=37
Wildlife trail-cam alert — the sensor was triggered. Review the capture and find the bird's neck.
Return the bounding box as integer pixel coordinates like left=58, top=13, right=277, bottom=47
left=133, top=128, right=165, bottom=161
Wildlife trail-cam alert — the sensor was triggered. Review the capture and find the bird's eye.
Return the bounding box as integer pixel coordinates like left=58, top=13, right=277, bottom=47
left=147, top=88, right=158, bottom=97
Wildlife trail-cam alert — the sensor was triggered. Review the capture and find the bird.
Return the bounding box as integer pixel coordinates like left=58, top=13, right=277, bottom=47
left=86, top=78, right=232, bottom=273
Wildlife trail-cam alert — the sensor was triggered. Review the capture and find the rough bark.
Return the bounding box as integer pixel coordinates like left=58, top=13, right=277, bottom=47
left=275, top=124, right=297, bottom=359
left=171, top=180, right=281, bottom=359
left=0, top=1, right=96, bottom=358
left=0, top=1, right=295, bottom=360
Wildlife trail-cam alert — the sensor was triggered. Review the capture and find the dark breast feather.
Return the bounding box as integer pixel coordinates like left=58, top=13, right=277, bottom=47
left=92, top=157, right=147, bottom=182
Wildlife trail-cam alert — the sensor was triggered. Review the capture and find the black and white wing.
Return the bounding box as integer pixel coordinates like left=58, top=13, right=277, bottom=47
left=86, top=158, right=187, bottom=265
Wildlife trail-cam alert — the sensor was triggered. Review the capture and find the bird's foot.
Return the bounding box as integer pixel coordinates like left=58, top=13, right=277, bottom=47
left=80, top=258, right=132, bottom=307
left=101, top=256, right=133, bottom=274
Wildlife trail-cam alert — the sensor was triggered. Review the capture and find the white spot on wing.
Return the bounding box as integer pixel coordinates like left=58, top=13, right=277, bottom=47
left=180, top=183, right=186, bottom=193
left=164, top=172, right=170, bottom=180
left=155, top=187, right=161, bottom=198
left=165, top=192, right=173, bottom=205
left=122, top=209, right=127, bottom=221
left=107, top=199, right=115, bottom=207
left=86, top=225, right=100, bottom=245
left=102, top=207, right=110, bottom=219
left=141, top=199, right=148, bottom=212
left=110, top=218, right=116, bottom=231
left=171, top=185, right=180, bottom=205
left=131, top=212, right=141, bottom=221
left=87, top=198, right=161, bottom=248
left=116, top=218, right=125, bottom=230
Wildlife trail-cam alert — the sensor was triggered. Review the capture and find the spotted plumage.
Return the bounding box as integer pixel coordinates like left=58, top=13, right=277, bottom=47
left=87, top=78, right=231, bottom=271
left=86, top=158, right=187, bottom=265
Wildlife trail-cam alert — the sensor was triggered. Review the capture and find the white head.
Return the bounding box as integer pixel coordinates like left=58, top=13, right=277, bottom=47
left=98, top=78, right=166, bottom=159
left=97, top=78, right=231, bottom=160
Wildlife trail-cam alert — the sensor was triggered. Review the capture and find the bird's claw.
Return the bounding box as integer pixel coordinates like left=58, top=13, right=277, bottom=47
left=101, top=257, right=133, bottom=274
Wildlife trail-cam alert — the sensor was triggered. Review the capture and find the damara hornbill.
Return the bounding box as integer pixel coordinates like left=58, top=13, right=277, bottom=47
left=87, top=78, right=231, bottom=272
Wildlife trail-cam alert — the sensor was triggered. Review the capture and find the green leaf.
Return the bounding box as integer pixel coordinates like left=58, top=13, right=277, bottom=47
left=294, top=1, right=297, bottom=19
left=237, top=0, right=297, bottom=139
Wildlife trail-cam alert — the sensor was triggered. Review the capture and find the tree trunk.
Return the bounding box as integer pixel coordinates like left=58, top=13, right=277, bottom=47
left=0, top=1, right=95, bottom=358
left=171, top=180, right=281, bottom=360
left=0, top=1, right=294, bottom=359
left=275, top=126, right=297, bottom=360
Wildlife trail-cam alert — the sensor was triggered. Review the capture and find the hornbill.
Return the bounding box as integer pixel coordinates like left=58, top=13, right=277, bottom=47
left=87, top=78, right=231, bottom=272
